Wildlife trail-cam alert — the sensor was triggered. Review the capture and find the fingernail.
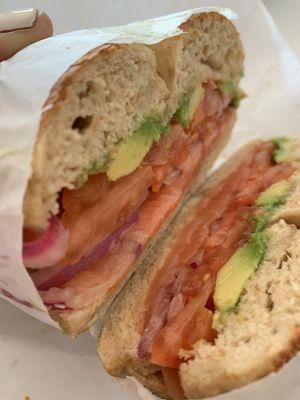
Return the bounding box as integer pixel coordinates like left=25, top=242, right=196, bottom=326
left=0, top=8, right=38, bottom=33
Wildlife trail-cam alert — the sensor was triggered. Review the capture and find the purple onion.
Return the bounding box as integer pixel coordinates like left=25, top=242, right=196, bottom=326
left=34, top=210, right=139, bottom=291
left=23, top=217, right=69, bottom=269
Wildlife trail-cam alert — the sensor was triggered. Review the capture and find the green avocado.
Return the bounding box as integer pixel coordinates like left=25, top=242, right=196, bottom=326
left=106, top=117, right=169, bottom=181
left=214, top=235, right=266, bottom=313
left=87, top=159, right=107, bottom=175
left=256, top=180, right=292, bottom=210
left=75, top=157, right=107, bottom=184
left=217, top=79, right=239, bottom=95
left=230, top=88, right=246, bottom=109
left=174, top=86, right=204, bottom=128
left=217, top=78, right=245, bottom=109
left=273, top=137, right=293, bottom=163
left=214, top=177, right=292, bottom=314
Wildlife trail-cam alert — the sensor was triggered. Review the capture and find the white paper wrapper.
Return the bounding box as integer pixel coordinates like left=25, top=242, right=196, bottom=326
left=0, top=6, right=236, bottom=328
left=1, top=1, right=300, bottom=399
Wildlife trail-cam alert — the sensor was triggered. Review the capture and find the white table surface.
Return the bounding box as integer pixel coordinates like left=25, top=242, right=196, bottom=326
left=0, top=1, right=300, bottom=400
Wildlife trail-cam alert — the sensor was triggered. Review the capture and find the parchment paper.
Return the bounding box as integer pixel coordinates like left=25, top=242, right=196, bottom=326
left=1, top=1, right=300, bottom=399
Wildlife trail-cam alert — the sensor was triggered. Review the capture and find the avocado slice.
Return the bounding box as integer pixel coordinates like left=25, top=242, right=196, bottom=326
left=217, top=78, right=245, bottom=109
left=214, top=236, right=266, bottom=313
left=174, top=86, right=204, bottom=128
left=217, top=79, right=239, bottom=96
left=256, top=180, right=292, bottom=210
left=214, top=177, right=292, bottom=313
left=106, top=117, right=169, bottom=181
left=230, top=88, right=246, bottom=109
left=88, top=159, right=107, bottom=175
left=273, top=137, right=293, bottom=163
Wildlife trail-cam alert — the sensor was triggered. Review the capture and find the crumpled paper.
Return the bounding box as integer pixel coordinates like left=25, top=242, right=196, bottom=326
left=0, top=6, right=235, bottom=328
left=1, top=1, right=300, bottom=399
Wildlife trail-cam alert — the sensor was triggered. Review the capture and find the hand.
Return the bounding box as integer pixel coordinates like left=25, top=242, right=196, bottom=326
left=0, top=8, right=53, bottom=61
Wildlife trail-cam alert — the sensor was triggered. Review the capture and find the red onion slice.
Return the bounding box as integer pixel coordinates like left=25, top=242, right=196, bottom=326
left=42, top=237, right=142, bottom=311
left=33, top=210, right=139, bottom=291
left=23, top=217, right=69, bottom=269
left=138, top=269, right=191, bottom=358
left=137, top=281, right=174, bottom=358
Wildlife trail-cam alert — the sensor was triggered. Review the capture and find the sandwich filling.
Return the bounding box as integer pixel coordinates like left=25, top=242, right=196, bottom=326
left=23, top=81, right=236, bottom=312
left=135, top=139, right=295, bottom=381
left=131, top=139, right=295, bottom=398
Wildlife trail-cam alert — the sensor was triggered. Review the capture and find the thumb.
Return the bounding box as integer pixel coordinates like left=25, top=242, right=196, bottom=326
left=0, top=8, right=53, bottom=61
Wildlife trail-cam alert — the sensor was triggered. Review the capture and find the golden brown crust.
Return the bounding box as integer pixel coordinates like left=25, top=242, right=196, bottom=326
left=271, top=328, right=300, bottom=372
